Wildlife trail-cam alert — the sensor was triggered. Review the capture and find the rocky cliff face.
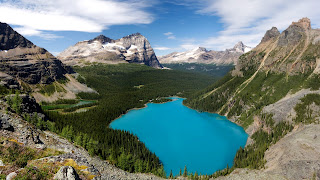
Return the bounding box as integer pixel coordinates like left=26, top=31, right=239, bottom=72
left=159, top=41, right=252, bottom=65
left=0, top=22, right=70, bottom=86
left=58, top=33, right=163, bottom=68
left=0, top=23, right=33, bottom=50
left=235, top=17, right=320, bottom=76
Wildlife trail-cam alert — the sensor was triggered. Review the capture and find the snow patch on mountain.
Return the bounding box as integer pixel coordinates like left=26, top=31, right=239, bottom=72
left=58, top=34, right=163, bottom=68
left=159, top=42, right=252, bottom=65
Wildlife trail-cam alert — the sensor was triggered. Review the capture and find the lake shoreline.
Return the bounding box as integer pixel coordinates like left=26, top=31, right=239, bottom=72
left=108, top=96, right=182, bottom=127
left=109, top=97, right=248, bottom=176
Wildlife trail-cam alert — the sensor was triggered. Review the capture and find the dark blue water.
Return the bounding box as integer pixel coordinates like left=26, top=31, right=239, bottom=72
left=110, top=97, right=248, bottom=176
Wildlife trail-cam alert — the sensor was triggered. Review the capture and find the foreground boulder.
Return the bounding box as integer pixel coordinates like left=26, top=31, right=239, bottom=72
left=54, top=166, right=80, bottom=180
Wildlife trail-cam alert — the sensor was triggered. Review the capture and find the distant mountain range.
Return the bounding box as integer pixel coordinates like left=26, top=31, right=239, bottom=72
left=159, top=41, right=252, bottom=65
left=58, top=33, right=163, bottom=68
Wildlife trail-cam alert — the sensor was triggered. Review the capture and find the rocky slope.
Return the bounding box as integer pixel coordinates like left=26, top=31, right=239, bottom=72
left=58, top=33, right=163, bottom=68
left=0, top=95, right=165, bottom=180
left=185, top=17, right=320, bottom=179
left=216, top=124, right=320, bottom=180
left=0, top=22, right=70, bottom=86
left=159, top=41, right=252, bottom=65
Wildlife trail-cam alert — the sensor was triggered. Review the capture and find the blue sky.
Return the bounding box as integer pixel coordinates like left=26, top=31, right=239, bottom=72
left=1, top=0, right=320, bottom=56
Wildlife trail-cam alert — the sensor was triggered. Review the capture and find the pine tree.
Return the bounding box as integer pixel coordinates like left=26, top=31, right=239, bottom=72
left=179, top=168, right=182, bottom=176
left=169, top=170, right=173, bottom=178
left=183, top=165, right=188, bottom=177
left=12, top=91, right=22, bottom=114
left=75, top=133, right=83, bottom=146
left=190, top=172, right=194, bottom=180
left=194, top=172, right=199, bottom=180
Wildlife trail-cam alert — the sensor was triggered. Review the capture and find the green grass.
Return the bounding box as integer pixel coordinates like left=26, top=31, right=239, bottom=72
left=38, top=82, right=66, bottom=96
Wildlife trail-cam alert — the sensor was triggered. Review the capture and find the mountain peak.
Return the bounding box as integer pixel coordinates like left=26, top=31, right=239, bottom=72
left=58, top=32, right=162, bottom=68
left=192, top=47, right=207, bottom=52
left=290, top=17, right=311, bottom=31
left=132, top=32, right=141, bottom=36
left=233, top=41, right=245, bottom=49
left=0, top=22, right=34, bottom=50
left=261, top=27, right=280, bottom=43
left=123, top=32, right=143, bottom=38
left=89, top=35, right=113, bottom=44
left=228, top=41, right=252, bottom=53
left=0, top=22, right=69, bottom=85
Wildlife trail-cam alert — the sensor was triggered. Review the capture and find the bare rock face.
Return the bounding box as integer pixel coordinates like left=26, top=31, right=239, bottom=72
left=260, top=27, right=280, bottom=43
left=159, top=42, right=252, bottom=65
left=291, top=17, right=311, bottom=31
left=235, top=17, right=320, bottom=75
left=0, top=113, right=14, bottom=131
left=0, top=23, right=33, bottom=50
left=54, top=166, right=80, bottom=180
left=58, top=33, right=163, bottom=68
left=278, top=24, right=305, bottom=47
left=0, top=22, right=70, bottom=85
left=264, top=124, right=320, bottom=180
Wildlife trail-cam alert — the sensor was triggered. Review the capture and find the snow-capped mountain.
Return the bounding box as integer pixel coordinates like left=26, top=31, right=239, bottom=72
left=228, top=41, right=252, bottom=53
left=58, top=33, right=163, bottom=68
left=159, top=41, right=252, bottom=65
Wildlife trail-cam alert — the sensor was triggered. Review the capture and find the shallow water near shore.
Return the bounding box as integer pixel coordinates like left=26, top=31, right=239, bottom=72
left=110, top=97, right=248, bottom=176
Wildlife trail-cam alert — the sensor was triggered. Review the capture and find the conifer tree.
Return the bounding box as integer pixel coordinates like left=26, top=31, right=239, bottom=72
left=183, top=165, right=188, bottom=177
left=169, top=170, right=173, bottom=178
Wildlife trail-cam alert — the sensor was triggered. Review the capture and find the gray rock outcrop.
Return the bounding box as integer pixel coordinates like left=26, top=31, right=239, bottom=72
left=0, top=159, right=4, bottom=166
left=260, top=27, right=280, bottom=43
left=6, top=172, right=17, bottom=180
left=0, top=113, right=14, bottom=131
left=54, top=166, right=80, bottom=180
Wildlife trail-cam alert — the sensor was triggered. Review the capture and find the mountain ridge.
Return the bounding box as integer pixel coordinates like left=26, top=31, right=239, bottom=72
left=0, top=22, right=69, bottom=86
left=159, top=41, right=252, bottom=65
left=0, top=22, right=95, bottom=103
left=58, top=33, right=163, bottom=68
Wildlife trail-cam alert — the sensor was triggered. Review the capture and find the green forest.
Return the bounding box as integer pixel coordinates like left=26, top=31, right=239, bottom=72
left=41, top=63, right=217, bottom=177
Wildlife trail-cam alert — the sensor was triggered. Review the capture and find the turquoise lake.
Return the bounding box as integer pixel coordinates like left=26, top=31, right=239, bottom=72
left=110, top=97, right=248, bottom=176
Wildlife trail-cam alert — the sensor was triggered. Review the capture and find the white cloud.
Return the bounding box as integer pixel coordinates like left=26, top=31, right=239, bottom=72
left=14, top=27, right=63, bottom=40
left=180, top=43, right=199, bottom=50
left=164, top=32, right=176, bottom=39
left=164, top=32, right=173, bottom=36
left=176, top=0, right=320, bottom=50
left=154, top=46, right=170, bottom=51
left=0, top=0, right=154, bottom=39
